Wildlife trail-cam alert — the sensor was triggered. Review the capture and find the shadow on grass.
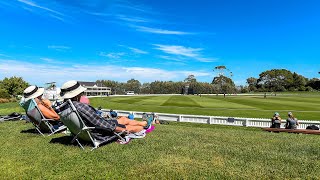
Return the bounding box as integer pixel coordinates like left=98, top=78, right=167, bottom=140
left=20, top=128, right=40, bottom=134
left=49, top=135, right=94, bottom=147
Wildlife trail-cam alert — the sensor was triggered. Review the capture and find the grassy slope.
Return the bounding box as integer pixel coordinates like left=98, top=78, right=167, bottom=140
left=0, top=121, right=319, bottom=179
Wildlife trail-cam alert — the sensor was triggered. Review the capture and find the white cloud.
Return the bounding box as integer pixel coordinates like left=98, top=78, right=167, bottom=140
left=134, top=25, right=193, bottom=35
left=116, top=15, right=149, bottom=23
left=154, top=44, right=216, bottom=62
left=0, top=59, right=211, bottom=85
left=48, top=45, right=71, bottom=51
left=0, top=54, right=10, bottom=58
left=99, top=52, right=125, bottom=59
left=158, top=55, right=183, bottom=62
left=128, top=47, right=148, bottom=54
left=40, top=57, right=66, bottom=64
left=17, top=0, right=64, bottom=16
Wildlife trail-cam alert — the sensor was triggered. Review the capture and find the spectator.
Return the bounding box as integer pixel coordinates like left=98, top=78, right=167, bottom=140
left=285, top=112, right=299, bottom=129
left=270, top=112, right=282, bottom=128
left=23, top=85, right=60, bottom=121
left=60, top=80, right=153, bottom=135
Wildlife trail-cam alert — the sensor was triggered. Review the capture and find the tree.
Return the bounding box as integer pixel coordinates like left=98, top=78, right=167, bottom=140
left=96, top=80, right=119, bottom=94
left=306, top=78, right=320, bottom=90
left=246, top=77, right=258, bottom=92
left=126, top=79, right=141, bottom=94
left=212, top=66, right=234, bottom=93
left=212, top=75, right=236, bottom=93
left=0, top=76, right=29, bottom=97
left=292, top=72, right=307, bottom=91
left=184, top=74, right=197, bottom=83
left=257, top=69, right=294, bottom=92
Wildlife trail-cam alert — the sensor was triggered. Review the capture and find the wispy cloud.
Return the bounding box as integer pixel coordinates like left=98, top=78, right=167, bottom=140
left=116, top=15, right=149, bottom=23
left=17, top=0, right=64, bottom=16
left=48, top=45, right=71, bottom=51
left=133, top=25, right=193, bottom=35
left=158, top=55, right=183, bottom=62
left=40, top=57, right=66, bottom=64
left=0, top=54, right=11, bottom=58
left=0, top=59, right=211, bottom=85
left=99, top=52, right=126, bottom=59
left=154, top=44, right=216, bottom=62
left=127, top=47, right=148, bottom=54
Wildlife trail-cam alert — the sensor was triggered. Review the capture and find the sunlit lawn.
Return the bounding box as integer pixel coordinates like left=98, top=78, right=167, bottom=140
left=0, top=121, right=319, bottom=179
left=90, top=94, right=320, bottom=120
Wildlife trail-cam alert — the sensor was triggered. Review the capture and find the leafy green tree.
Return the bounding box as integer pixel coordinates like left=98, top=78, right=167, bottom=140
left=0, top=76, right=29, bottom=97
left=306, top=78, right=320, bottom=90
left=212, top=75, right=236, bottom=93
left=126, top=79, right=141, bottom=94
left=292, top=72, right=307, bottom=91
left=257, top=69, right=294, bottom=92
left=0, top=88, right=11, bottom=99
left=246, top=77, right=258, bottom=92
left=184, top=74, right=197, bottom=83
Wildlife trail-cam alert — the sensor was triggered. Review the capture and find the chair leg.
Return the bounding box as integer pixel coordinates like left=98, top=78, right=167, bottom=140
left=75, top=139, right=85, bottom=150
left=36, top=127, right=45, bottom=136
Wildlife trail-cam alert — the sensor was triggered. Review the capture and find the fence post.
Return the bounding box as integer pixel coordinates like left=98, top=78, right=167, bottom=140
left=243, top=119, right=249, bottom=127
left=208, top=117, right=212, bottom=124
left=178, top=115, right=182, bottom=122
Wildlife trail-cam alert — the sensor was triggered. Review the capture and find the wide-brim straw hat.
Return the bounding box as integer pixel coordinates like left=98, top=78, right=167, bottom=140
left=60, top=80, right=87, bottom=99
left=23, top=85, right=45, bottom=101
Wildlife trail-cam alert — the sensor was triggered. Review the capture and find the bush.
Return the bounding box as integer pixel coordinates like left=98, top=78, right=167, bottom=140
left=0, top=89, right=10, bottom=99
left=0, top=98, right=10, bottom=103
left=0, top=98, right=17, bottom=103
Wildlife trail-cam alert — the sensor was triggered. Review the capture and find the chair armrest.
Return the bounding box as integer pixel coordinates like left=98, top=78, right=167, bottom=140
left=82, top=126, right=114, bottom=132
left=42, top=118, right=56, bottom=122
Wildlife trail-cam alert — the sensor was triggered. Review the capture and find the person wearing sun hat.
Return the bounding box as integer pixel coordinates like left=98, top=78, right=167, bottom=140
left=22, top=85, right=60, bottom=121
left=285, top=112, right=299, bottom=129
left=270, top=112, right=282, bottom=128
left=60, top=80, right=151, bottom=139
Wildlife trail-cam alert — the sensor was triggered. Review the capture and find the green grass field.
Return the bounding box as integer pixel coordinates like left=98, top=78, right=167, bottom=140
left=89, top=94, right=320, bottom=120
left=1, top=94, right=320, bottom=120
left=1, top=94, right=320, bottom=179
left=0, top=121, right=319, bottom=179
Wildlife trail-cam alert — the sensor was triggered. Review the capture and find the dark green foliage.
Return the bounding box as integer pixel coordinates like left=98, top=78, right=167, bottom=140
left=0, top=76, right=29, bottom=97
left=0, top=88, right=10, bottom=99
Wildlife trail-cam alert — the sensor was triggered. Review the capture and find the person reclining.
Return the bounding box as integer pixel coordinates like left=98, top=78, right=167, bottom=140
left=22, top=85, right=60, bottom=121
left=60, top=80, right=151, bottom=136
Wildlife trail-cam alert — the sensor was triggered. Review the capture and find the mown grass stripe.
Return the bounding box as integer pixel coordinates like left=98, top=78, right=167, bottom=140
left=161, top=95, right=202, bottom=107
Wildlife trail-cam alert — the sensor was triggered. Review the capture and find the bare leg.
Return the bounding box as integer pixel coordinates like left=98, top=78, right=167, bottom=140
left=115, top=125, right=144, bottom=133
left=117, top=116, right=147, bottom=126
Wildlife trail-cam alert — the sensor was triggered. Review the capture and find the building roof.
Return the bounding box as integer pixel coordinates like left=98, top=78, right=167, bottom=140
left=78, top=81, right=106, bottom=87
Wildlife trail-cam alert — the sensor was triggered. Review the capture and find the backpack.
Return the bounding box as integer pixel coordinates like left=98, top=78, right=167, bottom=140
left=306, top=125, right=319, bottom=130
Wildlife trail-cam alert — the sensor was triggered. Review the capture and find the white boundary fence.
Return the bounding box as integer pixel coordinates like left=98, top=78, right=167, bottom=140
left=101, top=109, right=320, bottom=129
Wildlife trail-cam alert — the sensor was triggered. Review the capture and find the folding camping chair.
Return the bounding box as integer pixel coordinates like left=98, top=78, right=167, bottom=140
left=57, top=99, right=127, bottom=151
left=20, top=99, right=66, bottom=136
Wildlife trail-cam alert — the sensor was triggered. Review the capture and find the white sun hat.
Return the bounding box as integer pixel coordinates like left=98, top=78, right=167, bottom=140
left=60, top=80, right=87, bottom=99
left=23, top=85, right=45, bottom=101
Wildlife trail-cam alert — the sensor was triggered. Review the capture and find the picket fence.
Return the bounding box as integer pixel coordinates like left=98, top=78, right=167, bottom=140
left=101, top=109, right=320, bottom=129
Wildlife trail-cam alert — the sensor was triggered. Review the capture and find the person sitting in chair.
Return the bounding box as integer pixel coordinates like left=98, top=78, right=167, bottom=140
left=60, top=80, right=152, bottom=134
left=285, top=112, right=299, bottom=129
left=23, top=85, right=60, bottom=121
left=270, top=112, right=282, bottom=128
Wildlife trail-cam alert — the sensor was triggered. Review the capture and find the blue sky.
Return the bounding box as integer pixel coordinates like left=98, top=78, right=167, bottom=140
left=0, top=0, right=319, bottom=86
